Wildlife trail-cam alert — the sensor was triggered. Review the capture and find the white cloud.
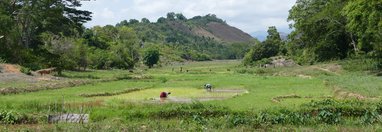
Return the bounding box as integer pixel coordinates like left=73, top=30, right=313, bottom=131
left=78, top=0, right=297, bottom=33
left=100, top=8, right=115, bottom=19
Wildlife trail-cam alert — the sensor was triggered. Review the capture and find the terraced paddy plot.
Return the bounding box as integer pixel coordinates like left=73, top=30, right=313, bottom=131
left=2, top=60, right=381, bottom=131
left=103, top=88, right=248, bottom=103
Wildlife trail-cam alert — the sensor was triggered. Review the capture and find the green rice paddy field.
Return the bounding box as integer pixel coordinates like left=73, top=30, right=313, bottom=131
left=1, top=60, right=382, bottom=131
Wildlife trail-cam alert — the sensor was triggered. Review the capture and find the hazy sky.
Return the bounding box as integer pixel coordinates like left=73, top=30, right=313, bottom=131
left=78, top=0, right=296, bottom=34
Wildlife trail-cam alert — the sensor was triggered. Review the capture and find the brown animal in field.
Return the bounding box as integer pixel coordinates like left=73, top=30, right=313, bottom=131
left=36, top=68, right=56, bottom=76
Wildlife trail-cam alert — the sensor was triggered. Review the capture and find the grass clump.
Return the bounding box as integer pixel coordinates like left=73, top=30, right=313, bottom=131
left=340, top=56, right=382, bottom=72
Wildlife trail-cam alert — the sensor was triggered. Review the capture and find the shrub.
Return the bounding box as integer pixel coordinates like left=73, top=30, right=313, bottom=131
left=226, top=114, right=253, bottom=127
left=143, top=48, right=160, bottom=68
left=20, top=67, right=32, bottom=75
left=317, top=109, right=341, bottom=124
left=360, top=110, right=382, bottom=124
left=0, top=110, right=32, bottom=124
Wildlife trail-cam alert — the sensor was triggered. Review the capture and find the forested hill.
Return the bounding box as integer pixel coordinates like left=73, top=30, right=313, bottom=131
left=117, top=13, right=253, bottom=43
left=81, top=13, right=259, bottom=67
left=1, top=3, right=258, bottom=72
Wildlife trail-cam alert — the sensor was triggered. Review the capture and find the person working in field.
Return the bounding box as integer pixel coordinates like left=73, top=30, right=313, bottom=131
left=204, top=83, right=212, bottom=92
left=160, top=91, right=171, bottom=102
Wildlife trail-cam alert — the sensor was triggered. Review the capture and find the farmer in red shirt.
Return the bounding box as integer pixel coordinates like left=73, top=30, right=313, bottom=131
left=160, top=91, right=171, bottom=102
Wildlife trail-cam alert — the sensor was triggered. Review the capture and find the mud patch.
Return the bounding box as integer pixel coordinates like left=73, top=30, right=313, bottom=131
left=108, top=88, right=248, bottom=103
left=149, top=97, right=228, bottom=103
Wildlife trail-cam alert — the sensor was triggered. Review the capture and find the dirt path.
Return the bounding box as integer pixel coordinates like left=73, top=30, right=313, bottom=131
left=312, top=65, right=341, bottom=75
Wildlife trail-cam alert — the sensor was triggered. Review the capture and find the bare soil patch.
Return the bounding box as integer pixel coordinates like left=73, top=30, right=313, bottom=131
left=0, top=64, right=21, bottom=73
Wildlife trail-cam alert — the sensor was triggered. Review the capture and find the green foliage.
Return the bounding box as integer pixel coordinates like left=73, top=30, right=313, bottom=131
left=0, top=110, right=32, bottom=124
left=181, top=51, right=212, bottom=61
left=317, top=110, right=341, bottom=124
left=360, top=110, right=382, bottom=124
left=116, top=13, right=247, bottom=62
left=243, top=26, right=283, bottom=66
left=189, top=14, right=226, bottom=25
left=287, top=0, right=381, bottom=68
left=20, top=67, right=32, bottom=75
left=343, top=0, right=382, bottom=53
left=143, top=48, right=160, bottom=68
left=288, top=0, right=351, bottom=63
left=340, top=56, right=382, bottom=72
left=0, top=0, right=91, bottom=70
left=41, top=33, right=78, bottom=74
left=92, top=99, right=382, bottom=128
left=141, top=18, right=150, bottom=24
left=0, top=110, right=20, bottom=124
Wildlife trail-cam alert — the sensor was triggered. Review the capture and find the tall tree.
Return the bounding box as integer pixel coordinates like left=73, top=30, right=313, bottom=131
left=264, top=26, right=284, bottom=55
left=243, top=27, right=281, bottom=65
left=143, top=48, right=160, bottom=68
left=175, top=13, right=187, bottom=21
left=166, top=12, right=176, bottom=20
left=141, top=18, right=150, bottom=24
left=288, top=0, right=351, bottom=63
left=110, top=26, right=140, bottom=69
left=343, top=0, right=382, bottom=55
left=0, top=0, right=91, bottom=66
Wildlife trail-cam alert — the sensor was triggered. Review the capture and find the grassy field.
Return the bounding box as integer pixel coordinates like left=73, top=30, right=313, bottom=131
left=1, top=60, right=382, bottom=131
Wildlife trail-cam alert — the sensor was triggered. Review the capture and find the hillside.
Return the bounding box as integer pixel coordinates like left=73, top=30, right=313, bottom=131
left=1, top=11, right=257, bottom=72
left=113, top=13, right=256, bottom=61
left=117, top=14, right=253, bottom=43
left=168, top=15, right=253, bottom=43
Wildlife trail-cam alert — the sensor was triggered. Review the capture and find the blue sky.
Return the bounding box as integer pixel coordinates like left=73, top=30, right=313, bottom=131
left=78, top=0, right=296, bottom=38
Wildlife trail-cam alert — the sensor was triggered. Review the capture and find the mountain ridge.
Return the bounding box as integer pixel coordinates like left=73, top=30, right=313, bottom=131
left=118, top=13, right=254, bottom=43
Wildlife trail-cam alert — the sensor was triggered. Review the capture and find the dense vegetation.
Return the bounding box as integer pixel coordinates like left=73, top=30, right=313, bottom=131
left=0, top=0, right=255, bottom=72
left=244, top=0, right=381, bottom=70
left=294, top=0, right=382, bottom=66
left=243, top=26, right=285, bottom=66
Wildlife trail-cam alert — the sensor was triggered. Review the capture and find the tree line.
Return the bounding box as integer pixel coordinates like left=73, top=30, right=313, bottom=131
left=244, top=0, right=381, bottom=69
left=0, top=0, right=254, bottom=73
